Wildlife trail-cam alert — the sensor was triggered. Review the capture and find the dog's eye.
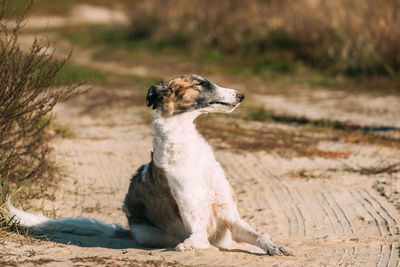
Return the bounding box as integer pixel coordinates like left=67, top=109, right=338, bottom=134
left=194, top=80, right=206, bottom=86
left=196, top=80, right=212, bottom=90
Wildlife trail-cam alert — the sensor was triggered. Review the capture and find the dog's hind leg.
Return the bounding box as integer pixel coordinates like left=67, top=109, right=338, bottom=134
left=131, top=224, right=180, bottom=248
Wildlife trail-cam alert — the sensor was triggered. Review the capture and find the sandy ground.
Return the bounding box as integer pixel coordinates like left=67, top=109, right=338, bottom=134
left=2, top=89, right=400, bottom=266
left=1, top=5, right=400, bottom=267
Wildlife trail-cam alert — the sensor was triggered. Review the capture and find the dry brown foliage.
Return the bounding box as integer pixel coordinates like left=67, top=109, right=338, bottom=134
left=196, top=114, right=400, bottom=159
left=196, top=117, right=351, bottom=159
left=127, top=0, right=400, bottom=75
left=0, top=0, right=85, bottom=200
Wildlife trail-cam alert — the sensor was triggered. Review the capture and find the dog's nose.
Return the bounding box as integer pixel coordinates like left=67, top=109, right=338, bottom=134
left=236, top=93, right=245, bottom=102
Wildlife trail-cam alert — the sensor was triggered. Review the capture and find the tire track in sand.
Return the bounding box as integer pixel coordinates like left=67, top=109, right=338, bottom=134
left=216, top=151, right=400, bottom=266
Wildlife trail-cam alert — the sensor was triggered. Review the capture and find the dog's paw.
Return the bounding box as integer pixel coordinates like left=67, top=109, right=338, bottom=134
left=175, top=241, right=194, bottom=251
left=257, top=237, right=293, bottom=256
left=175, top=237, right=210, bottom=251
left=267, top=245, right=293, bottom=256
left=277, top=246, right=293, bottom=256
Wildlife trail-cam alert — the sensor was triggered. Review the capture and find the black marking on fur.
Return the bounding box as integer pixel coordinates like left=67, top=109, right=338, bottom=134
left=146, top=81, right=165, bottom=109
left=123, top=159, right=187, bottom=243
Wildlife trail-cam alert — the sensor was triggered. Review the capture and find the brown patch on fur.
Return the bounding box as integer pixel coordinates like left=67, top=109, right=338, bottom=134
left=123, top=157, right=187, bottom=242
left=212, top=202, right=227, bottom=214
left=167, top=76, right=192, bottom=89
left=223, top=221, right=243, bottom=244
left=161, top=75, right=203, bottom=116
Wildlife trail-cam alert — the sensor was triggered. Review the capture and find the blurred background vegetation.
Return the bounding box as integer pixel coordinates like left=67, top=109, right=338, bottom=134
left=125, top=0, right=400, bottom=77
left=7, top=0, right=400, bottom=81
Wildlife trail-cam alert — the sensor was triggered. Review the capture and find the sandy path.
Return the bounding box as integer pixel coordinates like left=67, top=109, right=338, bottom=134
left=3, top=96, right=399, bottom=266
left=22, top=4, right=128, bottom=29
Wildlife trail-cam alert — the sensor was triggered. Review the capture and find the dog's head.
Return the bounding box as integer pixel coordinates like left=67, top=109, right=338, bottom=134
left=146, top=74, right=244, bottom=116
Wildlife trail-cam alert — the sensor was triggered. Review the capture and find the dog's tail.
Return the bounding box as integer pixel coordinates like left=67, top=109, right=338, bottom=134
left=7, top=198, right=131, bottom=238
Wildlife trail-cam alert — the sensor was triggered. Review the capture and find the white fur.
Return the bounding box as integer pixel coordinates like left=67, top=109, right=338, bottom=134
left=151, top=110, right=233, bottom=249
left=7, top=198, right=128, bottom=237
left=8, top=198, right=48, bottom=226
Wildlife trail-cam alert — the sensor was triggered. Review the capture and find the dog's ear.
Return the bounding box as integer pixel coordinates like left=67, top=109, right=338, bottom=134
left=146, top=81, right=165, bottom=109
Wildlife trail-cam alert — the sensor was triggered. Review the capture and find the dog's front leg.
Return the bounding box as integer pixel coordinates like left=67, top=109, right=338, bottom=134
left=173, top=191, right=211, bottom=251
left=228, top=217, right=292, bottom=256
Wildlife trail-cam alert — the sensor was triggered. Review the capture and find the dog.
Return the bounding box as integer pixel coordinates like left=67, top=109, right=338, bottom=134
left=8, top=74, right=291, bottom=256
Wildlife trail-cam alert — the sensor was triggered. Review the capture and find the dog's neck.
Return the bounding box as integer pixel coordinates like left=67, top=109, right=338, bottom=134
left=151, top=110, right=209, bottom=167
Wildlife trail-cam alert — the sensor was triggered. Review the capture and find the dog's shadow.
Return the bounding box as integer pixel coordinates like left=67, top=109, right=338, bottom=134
left=31, top=231, right=264, bottom=255
left=1, top=216, right=143, bottom=250
left=20, top=229, right=263, bottom=256
left=32, top=231, right=143, bottom=250
left=4, top=216, right=265, bottom=254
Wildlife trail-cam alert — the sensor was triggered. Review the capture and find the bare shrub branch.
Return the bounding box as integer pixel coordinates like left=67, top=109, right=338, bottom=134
left=0, top=0, right=85, bottom=197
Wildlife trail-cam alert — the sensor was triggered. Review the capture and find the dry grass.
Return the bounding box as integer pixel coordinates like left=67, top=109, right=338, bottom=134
left=290, top=169, right=331, bottom=180
left=0, top=211, right=29, bottom=236
left=344, top=163, right=400, bottom=176
left=196, top=116, right=351, bottom=159
left=126, top=0, right=400, bottom=76
left=196, top=110, right=400, bottom=158
left=69, top=256, right=187, bottom=266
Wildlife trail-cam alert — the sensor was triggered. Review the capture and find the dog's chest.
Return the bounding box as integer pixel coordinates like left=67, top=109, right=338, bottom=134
left=156, top=133, right=217, bottom=186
